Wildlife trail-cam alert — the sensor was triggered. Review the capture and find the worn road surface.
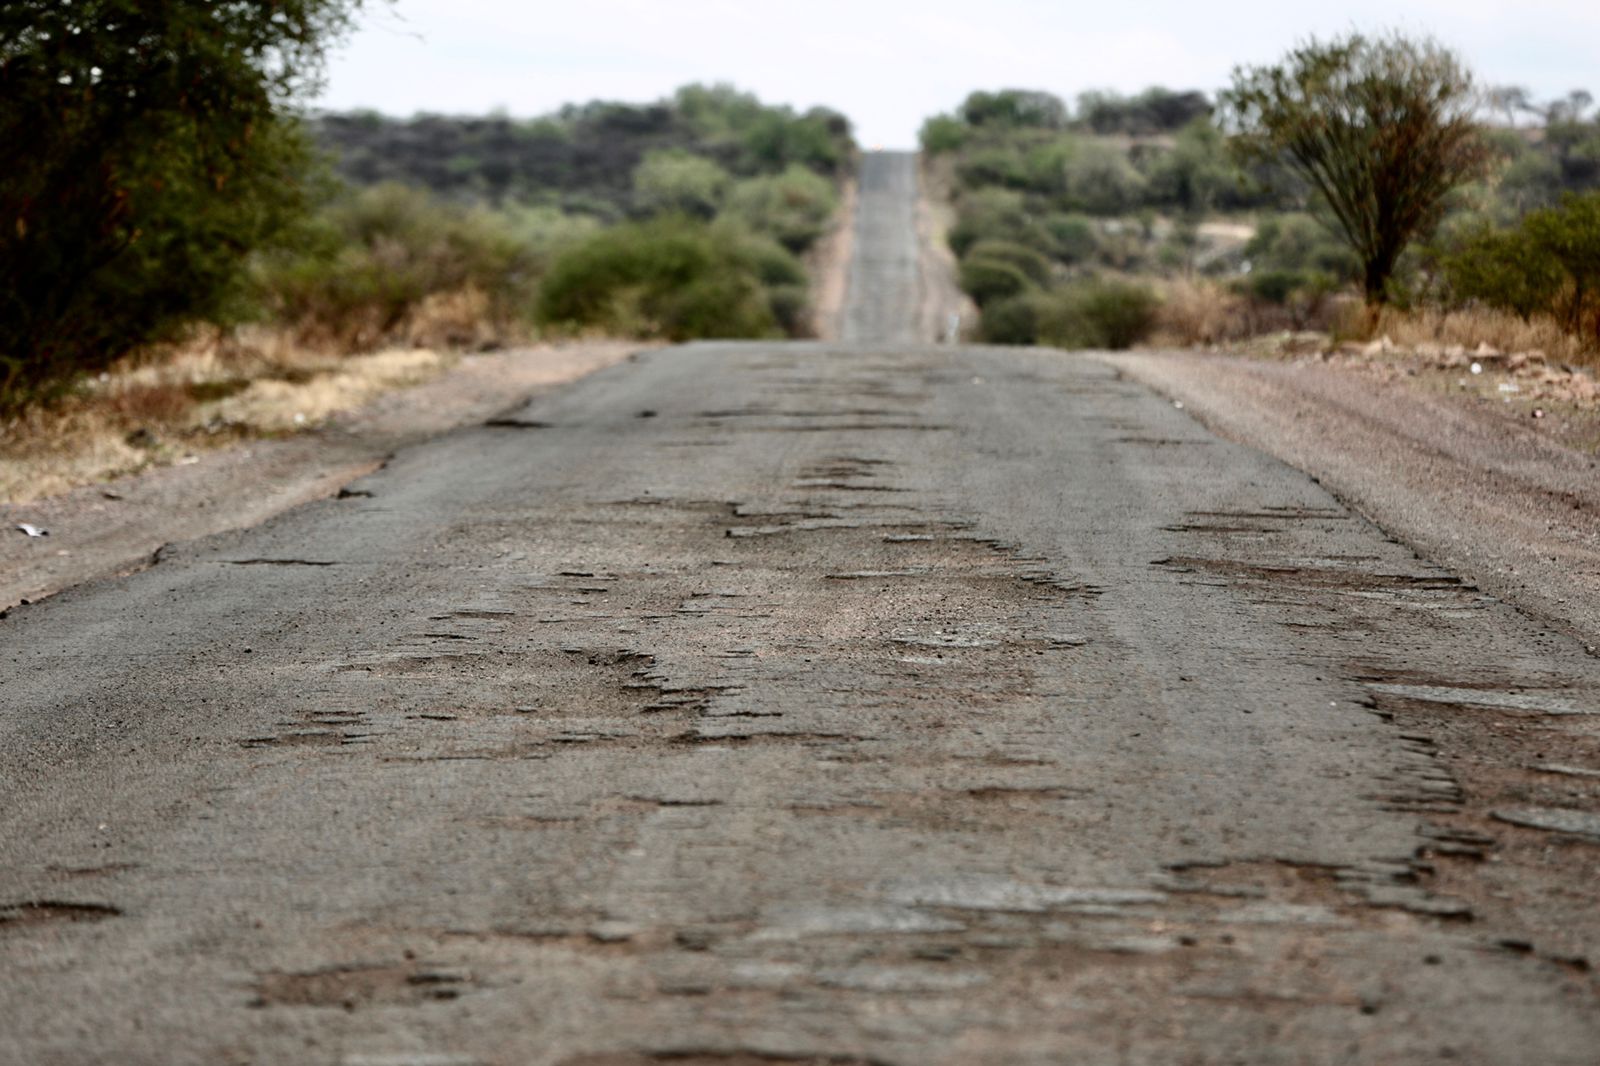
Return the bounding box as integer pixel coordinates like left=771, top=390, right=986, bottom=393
left=5, top=153, right=1600, bottom=1065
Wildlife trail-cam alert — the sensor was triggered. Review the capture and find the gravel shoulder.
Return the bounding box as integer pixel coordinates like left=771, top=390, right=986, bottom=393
left=1106, top=349, right=1600, bottom=649
left=0, top=341, right=640, bottom=610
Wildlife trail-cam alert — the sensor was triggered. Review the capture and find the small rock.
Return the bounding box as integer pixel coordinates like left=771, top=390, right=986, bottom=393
left=1492, top=806, right=1600, bottom=843
left=586, top=920, right=641, bottom=943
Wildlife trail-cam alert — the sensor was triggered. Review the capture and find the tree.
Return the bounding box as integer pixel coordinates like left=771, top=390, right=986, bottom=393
left=1486, top=85, right=1531, bottom=127
left=0, top=0, right=368, bottom=412
left=1220, top=33, right=1491, bottom=305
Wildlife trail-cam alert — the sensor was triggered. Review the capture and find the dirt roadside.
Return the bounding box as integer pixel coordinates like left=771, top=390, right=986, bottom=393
left=1106, top=350, right=1600, bottom=649
left=805, top=175, right=857, bottom=342
left=917, top=159, right=977, bottom=342
left=0, top=341, right=640, bottom=610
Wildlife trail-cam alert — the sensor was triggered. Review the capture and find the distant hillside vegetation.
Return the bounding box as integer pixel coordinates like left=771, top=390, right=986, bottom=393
left=311, top=84, right=855, bottom=220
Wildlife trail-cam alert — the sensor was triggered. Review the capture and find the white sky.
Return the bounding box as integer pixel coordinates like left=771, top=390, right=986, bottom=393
left=318, top=1, right=1600, bottom=147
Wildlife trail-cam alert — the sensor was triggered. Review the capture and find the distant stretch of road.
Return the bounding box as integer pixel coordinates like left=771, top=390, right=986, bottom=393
left=4, top=151, right=1599, bottom=1065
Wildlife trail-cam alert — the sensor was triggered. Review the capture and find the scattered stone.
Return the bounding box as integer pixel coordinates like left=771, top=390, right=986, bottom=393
left=1533, top=764, right=1600, bottom=779
left=1492, top=807, right=1600, bottom=843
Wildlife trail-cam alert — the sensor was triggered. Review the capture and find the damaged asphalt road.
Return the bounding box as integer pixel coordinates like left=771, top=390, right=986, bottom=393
left=4, top=154, right=1600, bottom=1064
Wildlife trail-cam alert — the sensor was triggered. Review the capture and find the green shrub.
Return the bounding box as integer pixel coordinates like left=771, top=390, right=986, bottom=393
left=740, top=108, right=853, bottom=177
left=919, top=114, right=969, bottom=154
left=632, top=150, right=731, bottom=219
left=1524, top=192, right=1600, bottom=336
left=723, top=166, right=839, bottom=252
left=253, top=183, right=537, bottom=347
left=535, top=217, right=794, bottom=340
left=959, top=258, right=1035, bottom=307
left=1144, top=118, right=1237, bottom=215
left=979, top=294, right=1041, bottom=344
left=1443, top=226, right=1567, bottom=321
left=1040, top=214, right=1099, bottom=264
left=948, top=188, right=1034, bottom=258
left=959, top=90, right=1069, bottom=131
left=1244, top=213, right=1357, bottom=278
left=1060, top=141, right=1147, bottom=215
left=957, top=146, right=1033, bottom=191
left=1035, top=278, right=1158, bottom=349
left=1243, top=269, right=1306, bottom=306
left=963, top=241, right=1051, bottom=284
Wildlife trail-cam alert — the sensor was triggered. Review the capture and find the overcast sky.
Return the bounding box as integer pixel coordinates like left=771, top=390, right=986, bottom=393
left=317, top=1, right=1600, bottom=147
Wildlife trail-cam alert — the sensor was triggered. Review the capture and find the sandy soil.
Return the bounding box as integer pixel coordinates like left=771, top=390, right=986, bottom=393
left=917, top=159, right=978, bottom=342
left=0, top=341, right=640, bottom=609
left=804, top=176, right=857, bottom=342
left=1107, top=349, right=1600, bottom=649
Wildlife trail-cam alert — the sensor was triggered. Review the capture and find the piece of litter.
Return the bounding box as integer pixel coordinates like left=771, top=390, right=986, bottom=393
left=1497, top=382, right=1520, bottom=393
left=1470, top=362, right=1483, bottom=375
left=292, top=412, right=307, bottom=425
left=178, top=455, right=199, bottom=465
left=16, top=523, right=47, bottom=538
left=1173, top=401, right=1184, bottom=409
left=1533, top=408, right=1546, bottom=419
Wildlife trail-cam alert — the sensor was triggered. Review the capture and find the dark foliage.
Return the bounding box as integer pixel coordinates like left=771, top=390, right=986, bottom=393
left=0, top=0, right=365, bottom=412
left=311, top=83, right=854, bottom=218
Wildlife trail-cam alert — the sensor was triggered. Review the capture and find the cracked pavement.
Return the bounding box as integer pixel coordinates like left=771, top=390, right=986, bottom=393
left=3, top=153, right=1600, bottom=1065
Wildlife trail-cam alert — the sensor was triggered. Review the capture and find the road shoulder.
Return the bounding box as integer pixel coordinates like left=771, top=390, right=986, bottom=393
left=1106, top=349, right=1600, bottom=649
left=0, top=341, right=639, bottom=610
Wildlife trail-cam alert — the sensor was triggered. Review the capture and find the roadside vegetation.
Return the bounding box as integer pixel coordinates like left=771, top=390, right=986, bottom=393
left=1, top=1, right=854, bottom=494
left=926, top=34, right=1600, bottom=363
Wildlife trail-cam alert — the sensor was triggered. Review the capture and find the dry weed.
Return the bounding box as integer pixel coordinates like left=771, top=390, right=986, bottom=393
left=1150, top=278, right=1252, bottom=346
left=1366, top=306, right=1595, bottom=368
left=1, top=333, right=453, bottom=504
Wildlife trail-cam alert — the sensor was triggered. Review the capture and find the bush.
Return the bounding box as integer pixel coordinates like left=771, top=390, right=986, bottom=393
left=1040, top=214, right=1099, bottom=264
left=960, top=90, right=1068, bottom=131
left=253, top=184, right=538, bottom=349
left=1060, top=141, right=1147, bottom=215
left=1035, top=278, right=1159, bottom=349
left=1524, top=192, right=1600, bottom=337
left=722, top=166, right=839, bottom=252
left=1443, top=226, right=1567, bottom=321
left=959, top=258, right=1035, bottom=307
left=632, top=150, right=731, bottom=219
left=1245, top=214, right=1358, bottom=278
left=535, top=217, right=795, bottom=340
left=964, top=240, right=1052, bottom=285
left=919, top=114, right=969, bottom=155
left=948, top=188, right=1034, bottom=258
left=740, top=108, right=854, bottom=177
left=979, top=294, right=1041, bottom=344
left=1438, top=191, right=1600, bottom=340
left=956, top=146, right=1034, bottom=191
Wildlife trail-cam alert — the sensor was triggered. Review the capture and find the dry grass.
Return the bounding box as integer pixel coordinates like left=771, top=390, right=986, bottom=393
left=1, top=333, right=453, bottom=504
left=1149, top=278, right=1252, bottom=347
left=1146, top=277, right=1599, bottom=372
left=1365, top=306, right=1597, bottom=367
